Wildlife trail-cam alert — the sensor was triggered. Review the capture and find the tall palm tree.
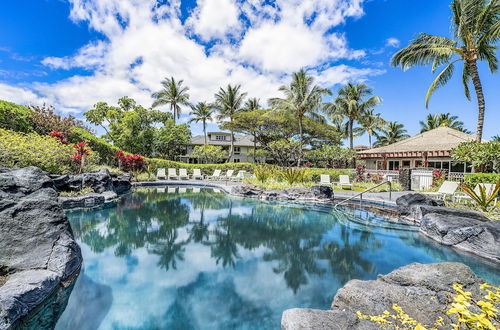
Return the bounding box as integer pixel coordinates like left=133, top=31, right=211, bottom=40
left=330, top=82, right=382, bottom=149
left=269, top=69, right=331, bottom=165
left=392, top=0, right=499, bottom=142
left=151, top=77, right=191, bottom=125
left=358, top=109, right=387, bottom=147
left=214, top=84, right=247, bottom=161
left=243, top=98, right=261, bottom=111
left=492, top=134, right=500, bottom=141
left=189, top=102, right=214, bottom=145
left=419, top=112, right=470, bottom=133
left=374, top=121, right=410, bottom=147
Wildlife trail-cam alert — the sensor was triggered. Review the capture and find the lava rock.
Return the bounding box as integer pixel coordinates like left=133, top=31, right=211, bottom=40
left=81, top=169, right=114, bottom=193
left=111, top=173, right=132, bottom=194
left=420, top=213, right=500, bottom=262
left=310, top=185, right=334, bottom=200
left=396, top=193, right=444, bottom=216
left=410, top=204, right=489, bottom=222
left=231, top=184, right=264, bottom=197
left=282, top=262, right=488, bottom=330
left=59, top=193, right=106, bottom=209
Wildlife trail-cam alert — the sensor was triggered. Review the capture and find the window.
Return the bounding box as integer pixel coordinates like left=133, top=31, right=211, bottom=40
left=402, top=160, right=411, bottom=168
left=215, top=135, right=227, bottom=141
left=233, top=159, right=240, bottom=163
left=388, top=160, right=400, bottom=170
left=414, top=160, right=423, bottom=168
left=234, top=147, right=241, bottom=155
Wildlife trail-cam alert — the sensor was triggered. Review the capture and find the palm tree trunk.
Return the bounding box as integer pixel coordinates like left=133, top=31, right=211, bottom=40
left=349, top=120, right=354, bottom=149
left=253, top=135, right=257, bottom=163
left=228, top=130, right=234, bottom=163
left=469, top=60, right=485, bottom=142
left=368, top=133, right=372, bottom=148
left=203, top=121, right=207, bottom=145
left=297, top=116, right=303, bottom=167
left=172, top=103, right=176, bottom=125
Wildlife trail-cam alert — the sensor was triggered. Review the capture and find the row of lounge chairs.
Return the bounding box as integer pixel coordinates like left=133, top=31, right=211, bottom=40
left=156, top=168, right=247, bottom=181
left=422, top=180, right=499, bottom=205
left=319, top=174, right=353, bottom=190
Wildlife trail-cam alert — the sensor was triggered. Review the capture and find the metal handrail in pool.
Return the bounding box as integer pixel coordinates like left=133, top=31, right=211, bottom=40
left=334, top=180, right=392, bottom=209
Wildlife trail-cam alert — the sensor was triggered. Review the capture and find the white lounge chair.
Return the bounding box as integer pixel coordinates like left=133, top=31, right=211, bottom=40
left=320, top=174, right=332, bottom=186
left=232, top=170, right=246, bottom=181
left=167, top=168, right=178, bottom=180
left=167, top=187, right=176, bottom=193
left=422, top=181, right=459, bottom=200
left=178, top=187, right=187, bottom=193
left=191, top=169, right=203, bottom=180
left=337, top=175, right=353, bottom=190
left=222, top=170, right=234, bottom=180
left=192, top=187, right=201, bottom=193
left=156, top=187, right=165, bottom=193
left=156, top=168, right=166, bottom=180
left=455, top=183, right=498, bottom=204
left=207, top=169, right=222, bottom=180
left=178, top=169, right=189, bottom=180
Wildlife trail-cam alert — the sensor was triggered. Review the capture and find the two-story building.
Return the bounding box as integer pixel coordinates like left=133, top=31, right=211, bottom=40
left=179, top=132, right=258, bottom=163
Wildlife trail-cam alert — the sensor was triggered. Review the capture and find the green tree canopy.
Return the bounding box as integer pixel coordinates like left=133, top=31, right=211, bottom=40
left=419, top=112, right=470, bottom=133
left=0, top=100, right=33, bottom=132
left=151, top=77, right=191, bottom=124
left=374, top=121, right=410, bottom=147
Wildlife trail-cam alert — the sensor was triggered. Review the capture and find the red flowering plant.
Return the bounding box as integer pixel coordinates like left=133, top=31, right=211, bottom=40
left=115, top=150, right=145, bottom=179
left=355, top=165, right=366, bottom=182
left=432, top=169, right=447, bottom=187
left=73, top=142, right=90, bottom=173
left=48, top=131, right=69, bottom=144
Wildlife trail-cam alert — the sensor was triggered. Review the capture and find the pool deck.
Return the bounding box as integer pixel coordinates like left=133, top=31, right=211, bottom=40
left=133, top=179, right=411, bottom=207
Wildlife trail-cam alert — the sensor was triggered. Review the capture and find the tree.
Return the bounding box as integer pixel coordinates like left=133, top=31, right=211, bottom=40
left=451, top=141, right=500, bottom=172
left=214, top=84, right=247, bottom=162
left=492, top=135, right=500, bottom=142
left=419, top=112, right=470, bottom=133
left=358, top=109, right=387, bottom=147
left=243, top=97, right=261, bottom=111
left=154, top=122, right=192, bottom=160
left=374, top=121, right=410, bottom=147
left=29, top=104, right=91, bottom=136
left=191, top=145, right=227, bottom=164
left=329, top=83, right=381, bottom=150
left=151, top=77, right=191, bottom=125
left=264, top=139, right=303, bottom=166
left=189, top=102, right=214, bottom=145
left=306, top=145, right=356, bottom=168
left=269, top=69, right=331, bottom=165
left=0, top=100, right=33, bottom=133
left=391, top=0, right=499, bottom=142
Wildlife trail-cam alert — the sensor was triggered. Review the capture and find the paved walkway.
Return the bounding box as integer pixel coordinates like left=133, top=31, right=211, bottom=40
left=134, top=179, right=410, bottom=207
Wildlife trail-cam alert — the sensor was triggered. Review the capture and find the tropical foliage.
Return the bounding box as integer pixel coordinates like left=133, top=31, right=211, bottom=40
left=306, top=145, right=357, bottom=168
left=190, top=145, right=227, bottom=164
left=392, top=0, right=500, bottom=141
left=151, top=76, right=191, bottom=124
left=189, top=102, right=214, bottom=145
left=419, top=113, right=469, bottom=133
left=358, top=109, right=387, bottom=147
left=451, top=141, right=500, bottom=172
left=374, top=121, right=410, bottom=147
left=0, top=100, right=34, bottom=132
left=460, top=180, right=500, bottom=212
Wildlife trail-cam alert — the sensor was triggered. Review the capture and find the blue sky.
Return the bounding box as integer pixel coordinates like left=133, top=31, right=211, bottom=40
left=0, top=0, right=498, bottom=144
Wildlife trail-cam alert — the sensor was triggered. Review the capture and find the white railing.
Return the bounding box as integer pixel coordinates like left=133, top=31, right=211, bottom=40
left=448, top=172, right=466, bottom=182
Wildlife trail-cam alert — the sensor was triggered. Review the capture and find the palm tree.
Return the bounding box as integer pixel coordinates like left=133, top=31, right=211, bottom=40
left=330, top=82, right=382, bottom=149
left=374, top=121, right=410, bottom=147
left=243, top=98, right=261, bottom=111
left=492, top=134, right=500, bottom=141
left=189, top=102, right=214, bottom=145
left=358, top=110, right=387, bottom=147
left=151, top=77, right=191, bottom=124
left=392, top=0, right=499, bottom=142
left=269, top=69, right=331, bottom=165
left=214, top=84, right=247, bottom=161
left=419, top=112, right=470, bottom=133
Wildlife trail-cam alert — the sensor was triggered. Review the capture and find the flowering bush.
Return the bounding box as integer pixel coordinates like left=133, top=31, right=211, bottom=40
left=73, top=142, right=91, bottom=173
left=49, top=130, right=69, bottom=144
left=115, top=150, right=145, bottom=172
left=432, top=169, right=447, bottom=187
left=355, top=165, right=366, bottom=182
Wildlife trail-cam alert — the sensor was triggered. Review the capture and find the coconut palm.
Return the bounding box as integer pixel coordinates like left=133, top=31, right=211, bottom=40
left=269, top=69, right=331, bottom=165
left=374, top=121, right=410, bottom=147
left=492, top=134, right=500, bottom=141
left=214, top=84, right=247, bottom=161
left=419, top=112, right=470, bottom=133
left=189, top=102, right=214, bottom=145
left=151, top=77, right=190, bottom=125
left=329, top=83, right=382, bottom=150
left=243, top=98, right=261, bottom=111
left=391, top=0, right=499, bottom=142
left=358, top=110, right=387, bottom=147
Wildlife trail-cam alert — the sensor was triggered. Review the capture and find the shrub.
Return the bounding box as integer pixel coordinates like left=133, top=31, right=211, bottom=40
left=68, top=127, right=120, bottom=166
left=191, top=145, right=227, bottom=164
left=0, top=128, right=74, bottom=173
left=302, top=168, right=353, bottom=182
left=279, top=167, right=307, bottom=184
left=464, top=173, right=500, bottom=188
left=115, top=151, right=145, bottom=172
left=253, top=165, right=275, bottom=183
left=0, top=100, right=33, bottom=132
left=29, top=104, right=90, bottom=136
left=460, top=180, right=500, bottom=213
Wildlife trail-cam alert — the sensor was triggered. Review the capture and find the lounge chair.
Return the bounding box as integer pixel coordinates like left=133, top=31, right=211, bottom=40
left=222, top=170, right=234, bottom=180
left=157, top=168, right=166, bottom=180
left=178, top=187, right=187, bottom=193
left=156, top=187, right=165, bottom=193
left=207, top=169, right=222, bottom=180
left=320, top=174, right=332, bottom=186
left=422, top=181, right=459, bottom=200
left=167, top=187, right=176, bottom=193
left=337, top=175, right=353, bottom=190
left=191, top=169, right=203, bottom=180
left=232, top=170, right=246, bottom=181
left=167, top=168, right=178, bottom=180
left=178, top=169, right=189, bottom=180
left=455, top=183, right=498, bottom=204
left=192, top=187, right=201, bottom=193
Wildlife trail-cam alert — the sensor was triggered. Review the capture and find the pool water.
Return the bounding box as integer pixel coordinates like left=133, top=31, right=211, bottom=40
left=56, top=187, right=499, bottom=330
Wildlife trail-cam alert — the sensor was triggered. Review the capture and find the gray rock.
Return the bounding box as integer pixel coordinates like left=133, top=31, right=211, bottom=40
left=81, top=169, right=114, bottom=193
left=0, top=167, right=82, bottom=329
left=59, top=193, right=106, bottom=209
left=310, top=185, right=334, bottom=200
left=231, top=184, right=264, bottom=197
left=421, top=213, right=500, bottom=262
left=396, top=193, right=444, bottom=216
left=410, top=204, right=489, bottom=222
left=282, top=262, right=486, bottom=330
left=111, top=173, right=132, bottom=194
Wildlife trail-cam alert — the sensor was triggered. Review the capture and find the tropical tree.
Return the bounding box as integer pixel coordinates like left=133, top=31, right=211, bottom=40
left=391, top=0, right=500, bottom=142
left=374, top=121, right=410, bottom=147
left=243, top=97, right=261, bottom=111
left=151, top=77, right=191, bottom=124
left=269, top=69, right=331, bottom=165
left=419, top=112, right=470, bottom=133
left=329, top=83, right=382, bottom=150
left=214, top=84, right=247, bottom=161
left=358, top=109, right=387, bottom=147
left=492, top=134, right=500, bottom=142
left=189, top=102, right=214, bottom=145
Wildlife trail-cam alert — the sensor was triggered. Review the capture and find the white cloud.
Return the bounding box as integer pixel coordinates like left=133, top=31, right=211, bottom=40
left=0, top=0, right=384, bottom=119
left=0, top=83, right=46, bottom=106
left=386, top=37, right=400, bottom=48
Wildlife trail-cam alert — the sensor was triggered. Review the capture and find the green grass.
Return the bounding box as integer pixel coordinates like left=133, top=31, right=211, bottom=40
left=59, top=187, right=95, bottom=197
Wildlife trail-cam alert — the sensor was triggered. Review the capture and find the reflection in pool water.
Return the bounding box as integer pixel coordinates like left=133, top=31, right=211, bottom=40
left=56, top=187, right=499, bottom=330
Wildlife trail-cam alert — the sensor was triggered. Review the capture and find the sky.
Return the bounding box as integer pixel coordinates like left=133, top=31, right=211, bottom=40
left=0, top=0, right=499, bottom=145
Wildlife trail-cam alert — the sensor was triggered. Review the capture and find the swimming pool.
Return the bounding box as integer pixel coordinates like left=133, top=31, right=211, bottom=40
left=55, top=186, right=499, bottom=329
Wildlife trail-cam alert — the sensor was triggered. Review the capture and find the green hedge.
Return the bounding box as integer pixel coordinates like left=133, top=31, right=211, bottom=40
left=0, top=100, right=33, bottom=133
left=463, top=173, right=500, bottom=188
left=69, top=127, right=120, bottom=166
left=145, top=158, right=254, bottom=176
left=303, top=168, right=353, bottom=182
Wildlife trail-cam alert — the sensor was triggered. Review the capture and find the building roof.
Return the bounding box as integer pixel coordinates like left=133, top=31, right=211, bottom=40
left=190, top=133, right=256, bottom=147
left=358, top=127, right=476, bottom=157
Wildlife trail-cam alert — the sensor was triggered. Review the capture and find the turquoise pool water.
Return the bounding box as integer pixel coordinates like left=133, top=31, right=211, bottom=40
left=56, top=186, right=499, bottom=330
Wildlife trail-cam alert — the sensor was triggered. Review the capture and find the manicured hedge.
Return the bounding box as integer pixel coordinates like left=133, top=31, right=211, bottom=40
left=302, top=168, right=353, bottom=182
left=463, top=173, right=500, bottom=187
left=0, top=100, right=33, bottom=132
left=145, top=158, right=254, bottom=176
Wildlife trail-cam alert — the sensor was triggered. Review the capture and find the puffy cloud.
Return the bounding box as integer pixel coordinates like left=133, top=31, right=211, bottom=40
left=386, top=37, right=400, bottom=48
left=0, top=83, right=46, bottom=106
left=187, top=0, right=241, bottom=41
